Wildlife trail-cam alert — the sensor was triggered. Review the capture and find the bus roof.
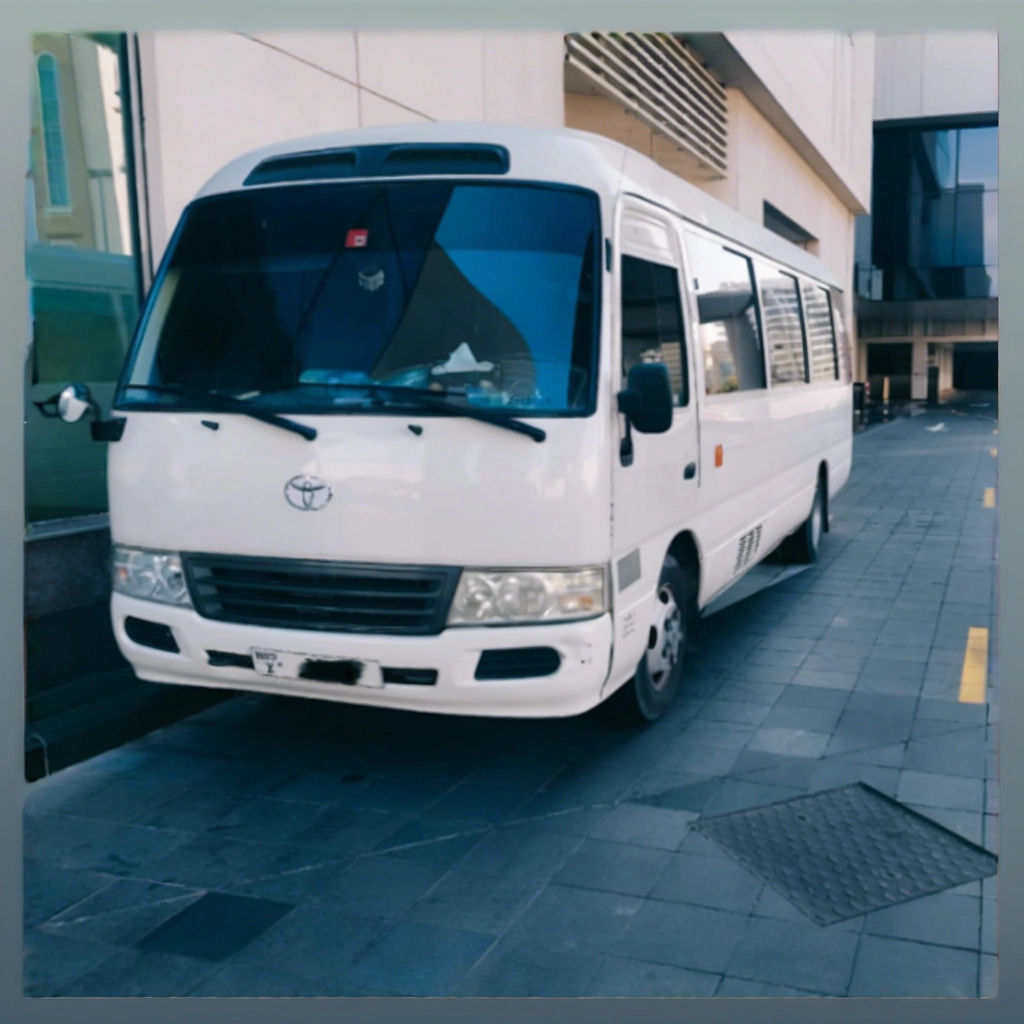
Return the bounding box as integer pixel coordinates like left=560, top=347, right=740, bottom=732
left=194, top=122, right=842, bottom=291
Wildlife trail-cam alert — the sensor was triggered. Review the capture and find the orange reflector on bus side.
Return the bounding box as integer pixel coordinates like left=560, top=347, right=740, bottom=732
left=715, top=445, right=723, bottom=468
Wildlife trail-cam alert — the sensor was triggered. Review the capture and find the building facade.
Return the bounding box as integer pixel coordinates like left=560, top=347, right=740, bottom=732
left=854, top=32, right=998, bottom=401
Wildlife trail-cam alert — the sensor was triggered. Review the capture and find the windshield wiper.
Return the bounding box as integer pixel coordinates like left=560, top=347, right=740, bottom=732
left=120, top=384, right=317, bottom=440
left=299, top=381, right=546, bottom=443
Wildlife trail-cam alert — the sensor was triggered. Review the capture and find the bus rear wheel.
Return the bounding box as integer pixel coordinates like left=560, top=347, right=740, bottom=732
left=613, top=553, right=695, bottom=724
left=780, top=477, right=825, bottom=564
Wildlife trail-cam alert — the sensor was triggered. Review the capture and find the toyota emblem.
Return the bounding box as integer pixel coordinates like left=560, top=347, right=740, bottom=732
left=285, top=474, right=332, bottom=511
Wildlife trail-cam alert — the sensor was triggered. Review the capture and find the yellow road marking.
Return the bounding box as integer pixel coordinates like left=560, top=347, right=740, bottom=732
left=991, top=448, right=998, bottom=458
left=984, top=488, right=996, bottom=508
left=959, top=627, right=989, bottom=704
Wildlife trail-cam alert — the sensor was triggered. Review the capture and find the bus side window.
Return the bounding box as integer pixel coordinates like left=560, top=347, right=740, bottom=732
left=801, top=282, right=839, bottom=382
left=621, top=254, right=689, bottom=407
left=757, top=262, right=808, bottom=385
left=686, top=234, right=765, bottom=395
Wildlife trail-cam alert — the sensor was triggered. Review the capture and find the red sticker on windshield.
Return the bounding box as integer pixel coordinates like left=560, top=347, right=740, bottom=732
left=346, top=229, right=369, bottom=248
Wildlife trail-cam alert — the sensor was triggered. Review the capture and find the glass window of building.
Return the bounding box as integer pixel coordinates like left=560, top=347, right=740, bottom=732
left=801, top=283, right=838, bottom=382
left=756, top=262, right=807, bottom=385
left=26, top=34, right=140, bottom=525
left=686, top=234, right=765, bottom=395
left=871, top=122, right=997, bottom=300
left=620, top=254, right=688, bottom=406
left=36, top=54, right=71, bottom=209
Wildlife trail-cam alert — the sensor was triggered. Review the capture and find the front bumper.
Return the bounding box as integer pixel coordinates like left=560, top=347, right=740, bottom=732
left=111, top=593, right=614, bottom=718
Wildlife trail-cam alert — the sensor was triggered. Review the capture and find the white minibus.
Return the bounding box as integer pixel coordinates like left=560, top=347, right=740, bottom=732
left=52, top=123, right=852, bottom=723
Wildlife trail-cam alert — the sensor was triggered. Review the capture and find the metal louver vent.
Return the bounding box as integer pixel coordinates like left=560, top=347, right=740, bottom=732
left=565, top=32, right=728, bottom=178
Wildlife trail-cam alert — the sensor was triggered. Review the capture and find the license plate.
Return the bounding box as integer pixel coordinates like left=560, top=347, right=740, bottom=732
left=250, top=648, right=383, bottom=688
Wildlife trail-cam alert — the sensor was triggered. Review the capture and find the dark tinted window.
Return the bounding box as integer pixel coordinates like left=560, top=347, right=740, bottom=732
left=686, top=234, right=765, bottom=395
left=122, top=182, right=600, bottom=416
left=621, top=255, right=688, bottom=406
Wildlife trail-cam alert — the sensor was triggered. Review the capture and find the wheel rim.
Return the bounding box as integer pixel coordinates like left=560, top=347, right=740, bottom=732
left=811, top=492, right=823, bottom=551
left=646, top=584, right=684, bottom=692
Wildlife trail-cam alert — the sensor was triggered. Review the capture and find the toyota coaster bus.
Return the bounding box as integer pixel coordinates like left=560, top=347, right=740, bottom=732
left=51, top=123, right=853, bottom=723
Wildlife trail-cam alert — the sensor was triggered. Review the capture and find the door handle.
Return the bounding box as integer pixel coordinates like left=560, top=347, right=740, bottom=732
left=684, top=462, right=697, bottom=480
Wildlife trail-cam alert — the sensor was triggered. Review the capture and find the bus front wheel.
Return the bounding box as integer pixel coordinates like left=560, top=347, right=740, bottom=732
left=612, top=553, right=696, bottom=724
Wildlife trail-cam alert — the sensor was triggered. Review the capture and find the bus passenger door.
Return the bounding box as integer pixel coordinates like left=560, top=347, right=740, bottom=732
left=607, top=201, right=700, bottom=690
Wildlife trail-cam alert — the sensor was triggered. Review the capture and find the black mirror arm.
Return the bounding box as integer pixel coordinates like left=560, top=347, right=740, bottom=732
left=617, top=388, right=637, bottom=467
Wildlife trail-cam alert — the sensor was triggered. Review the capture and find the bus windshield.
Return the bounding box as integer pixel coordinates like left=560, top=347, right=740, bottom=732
left=118, top=180, right=601, bottom=417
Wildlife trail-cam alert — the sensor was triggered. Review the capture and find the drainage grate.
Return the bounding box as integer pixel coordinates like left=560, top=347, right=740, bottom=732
left=694, top=783, right=997, bottom=926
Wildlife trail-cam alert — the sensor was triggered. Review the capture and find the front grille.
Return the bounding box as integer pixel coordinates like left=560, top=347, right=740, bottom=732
left=182, top=554, right=461, bottom=635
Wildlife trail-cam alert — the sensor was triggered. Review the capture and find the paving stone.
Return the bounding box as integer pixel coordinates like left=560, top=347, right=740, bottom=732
left=654, top=743, right=744, bottom=776
left=313, top=856, right=448, bottom=918
left=695, top=699, right=774, bottom=726
left=23, top=861, right=114, bottom=930
left=848, top=934, right=978, bottom=997
left=455, top=933, right=605, bottom=996
left=982, top=899, right=997, bottom=955
left=774, top=685, right=851, bottom=710
left=186, top=963, right=318, bottom=996
left=903, top=805, right=984, bottom=846
left=137, top=891, right=294, bottom=962
left=746, top=728, right=830, bottom=758
left=750, top=884, right=864, bottom=933
left=371, top=816, right=491, bottom=868
left=650, top=851, right=764, bottom=913
left=23, top=929, right=123, bottom=997
left=760, top=704, right=843, bottom=733
left=141, top=833, right=332, bottom=892
left=591, top=803, right=697, bottom=850
left=23, top=814, right=199, bottom=878
left=506, top=884, right=642, bottom=953
left=862, top=891, right=982, bottom=950
left=724, top=916, right=859, bottom=995
left=715, top=977, right=822, bottom=996
left=454, top=822, right=585, bottom=882
left=344, top=919, right=496, bottom=996
left=700, top=780, right=804, bottom=817
left=980, top=953, right=997, bottom=997
left=897, top=771, right=986, bottom=812
left=56, top=948, right=220, bottom=997
left=38, top=878, right=206, bottom=947
left=587, top=956, right=720, bottom=996
left=904, top=737, right=988, bottom=779
left=612, top=901, right=747, bottom=974
left=553, top=839, right=672, bottom=897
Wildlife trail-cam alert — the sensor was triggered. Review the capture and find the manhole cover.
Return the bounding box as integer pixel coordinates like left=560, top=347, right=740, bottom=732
left=694, top=783, right=997, bottom=925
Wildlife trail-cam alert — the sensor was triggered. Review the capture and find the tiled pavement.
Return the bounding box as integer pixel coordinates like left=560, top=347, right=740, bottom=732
left=23, top=405, right=999, bottom=998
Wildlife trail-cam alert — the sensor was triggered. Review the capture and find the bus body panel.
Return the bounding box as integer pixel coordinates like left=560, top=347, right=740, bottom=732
left=107, top=412, right=612, bottom=569
left=99, top=123, right=852, bottom=719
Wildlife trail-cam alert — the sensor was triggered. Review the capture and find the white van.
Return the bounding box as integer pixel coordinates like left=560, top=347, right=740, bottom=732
left=53, top=123, right=852, bottom=723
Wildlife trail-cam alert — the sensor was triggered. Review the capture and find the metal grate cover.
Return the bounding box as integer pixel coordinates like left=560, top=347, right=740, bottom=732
left=694, top=783, right=997, bottom=926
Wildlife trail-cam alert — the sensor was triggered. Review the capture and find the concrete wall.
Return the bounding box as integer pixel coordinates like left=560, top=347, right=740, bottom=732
left=140, top=30, right=565, bottom=265
left=874, top=32, right=998, bottom=122
left=724, top=32, right=875, bottom=213
left=566, top=86, right=860, bottom=370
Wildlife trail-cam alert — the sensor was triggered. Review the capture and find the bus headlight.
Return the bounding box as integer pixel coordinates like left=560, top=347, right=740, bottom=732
left=112, top=546, right=193, bottom=607
left=447, top=568, right=607, bottom=626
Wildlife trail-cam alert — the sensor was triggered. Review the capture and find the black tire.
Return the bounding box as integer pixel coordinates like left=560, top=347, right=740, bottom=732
left=780, top=476, right=825, bottom=564
left=610, top=553, right=696, bottom=724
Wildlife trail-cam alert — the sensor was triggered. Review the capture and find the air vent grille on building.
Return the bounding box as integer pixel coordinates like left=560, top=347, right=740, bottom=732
left=565, top=32, right=728, bottom=178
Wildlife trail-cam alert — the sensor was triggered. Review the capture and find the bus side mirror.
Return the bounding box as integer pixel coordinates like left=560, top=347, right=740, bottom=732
left=618, top=363, right=673, bottom=434
left=57, top=383, right=97, bottom=424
